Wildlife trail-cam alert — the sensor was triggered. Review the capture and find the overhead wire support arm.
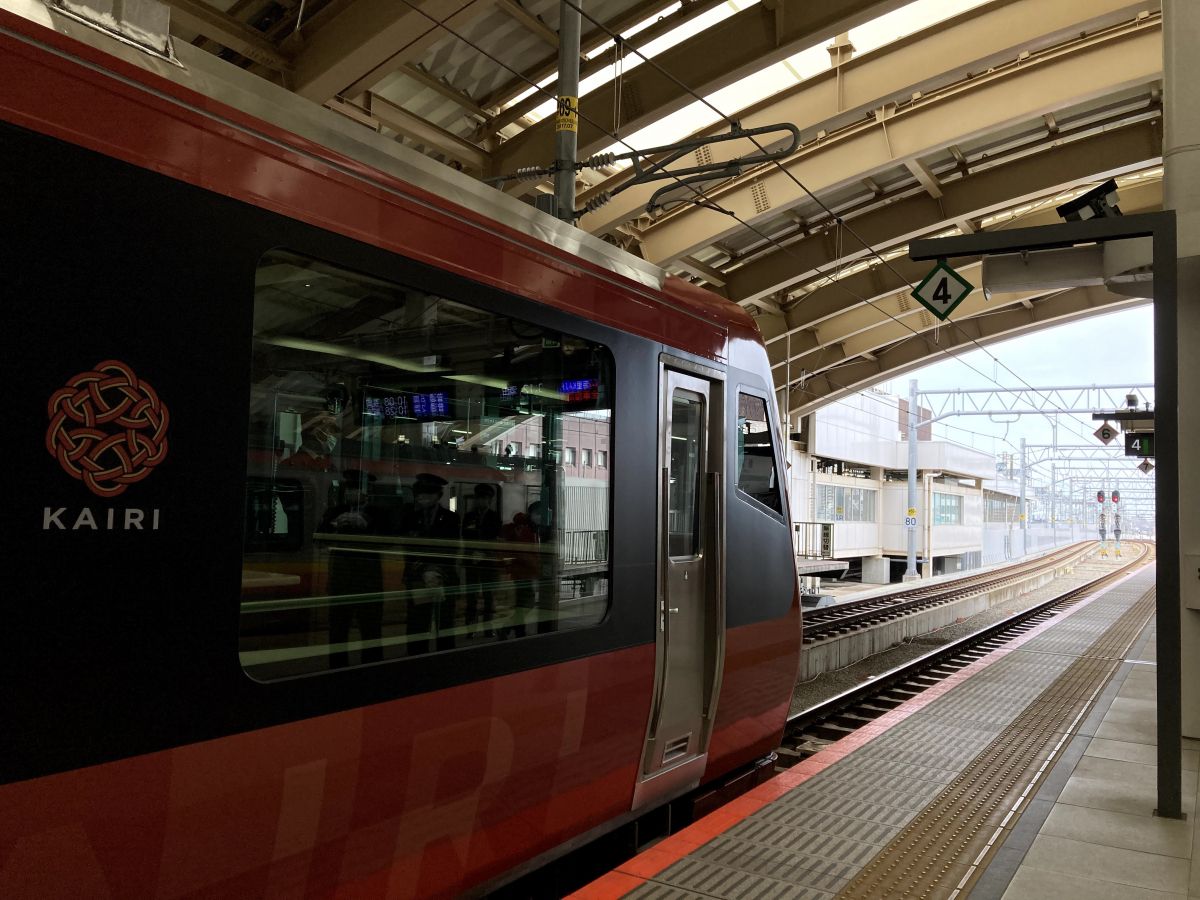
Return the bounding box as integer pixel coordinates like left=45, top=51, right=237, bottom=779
left=483, top=122, right=801, bottom=213
left=579, top=121, right=802, bottom=217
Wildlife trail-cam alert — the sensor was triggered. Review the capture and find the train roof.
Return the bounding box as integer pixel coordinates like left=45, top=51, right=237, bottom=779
left=3, top=0, right=667, bottom=294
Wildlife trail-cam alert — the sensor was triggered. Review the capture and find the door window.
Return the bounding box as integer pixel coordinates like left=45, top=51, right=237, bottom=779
left=668, top=390, right=704, bottom=557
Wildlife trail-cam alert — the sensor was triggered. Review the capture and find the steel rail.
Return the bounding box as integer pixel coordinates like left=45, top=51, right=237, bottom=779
left=802, top=542, right=1091, bottom=642
left=784, top=542, right=1152, bottom=756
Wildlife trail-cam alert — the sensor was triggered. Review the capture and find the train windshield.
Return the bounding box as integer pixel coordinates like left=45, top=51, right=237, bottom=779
left=239, top=250, right=614, bottom=680
left=735, top=392, right=782, bottom=514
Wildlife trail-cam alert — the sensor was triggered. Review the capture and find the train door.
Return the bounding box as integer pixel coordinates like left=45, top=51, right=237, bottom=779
left=633, top=363, right=726, bottom=809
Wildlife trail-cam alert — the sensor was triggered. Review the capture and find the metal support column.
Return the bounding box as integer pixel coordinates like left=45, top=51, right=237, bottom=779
left=1019, top=437, right=1027, bottom=541
left=1162, top=0, right=1192, bottom=819
left=910, top=209, right=1180, bottom=819
left=553, top=0, right=581, bottom=223
left=1050, top=416, right=1057, bottom=542
left=904, top=379, right=919, bottom=581
left=1050, top=463, right=1056, bottom=542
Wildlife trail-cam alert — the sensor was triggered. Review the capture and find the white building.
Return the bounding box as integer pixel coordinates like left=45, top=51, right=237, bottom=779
left=789, top=389, right=1014, bottom=582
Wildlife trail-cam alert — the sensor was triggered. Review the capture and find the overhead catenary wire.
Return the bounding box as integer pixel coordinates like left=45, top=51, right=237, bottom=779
left=395, top=0, right=1008, bottom=398
left=776, top=370, right=1027, bottom=453
left=552, top=0, right=1118, bottom=441
left=807, top=341, right=1108, bottom=446
left=787, top=376, right=1139, bottom=476
left=396, top=1, right=793, bottom=237
left=392, top=0, right=944, bottom=339
left=398, top=0, right=1129, bottom=449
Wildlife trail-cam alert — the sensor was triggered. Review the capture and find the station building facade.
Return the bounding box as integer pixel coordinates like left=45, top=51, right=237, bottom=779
left=787, top=390, right=1089, bottom=583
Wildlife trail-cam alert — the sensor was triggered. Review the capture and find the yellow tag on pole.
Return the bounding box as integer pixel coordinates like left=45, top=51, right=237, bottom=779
left=555, top=95, right=579, bottom=132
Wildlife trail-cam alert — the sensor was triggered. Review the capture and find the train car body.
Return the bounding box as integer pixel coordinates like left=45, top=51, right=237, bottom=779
left=0, top=2, right=800, bottom=895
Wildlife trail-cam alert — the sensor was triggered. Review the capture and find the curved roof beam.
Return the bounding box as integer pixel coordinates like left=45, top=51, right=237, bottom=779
left=783, top=261, right=1043, bottom=379
left=606, top=15, right=1161, bottom=265
left=493, top=0, right=913, bottom=180
left=580, top=0, right=1155, bottom=235
left=167, top=0, right=293, bottom=70
left=769, top=176, right=1162, bottom=385
left=289, top=0, right=495, bottom=103
left=481, top=0, right=729, bottom=131
left=743, top=119, right=1161, bottom=317
left=758, top=254, right=969, bottom=347
left=788, top=286, right=1147, bottom=417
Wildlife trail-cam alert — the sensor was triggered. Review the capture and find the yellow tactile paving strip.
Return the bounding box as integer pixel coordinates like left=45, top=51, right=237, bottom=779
left=582, top=552, right=1154, bottom=900
left=836, top=585, right=1157, bottom=900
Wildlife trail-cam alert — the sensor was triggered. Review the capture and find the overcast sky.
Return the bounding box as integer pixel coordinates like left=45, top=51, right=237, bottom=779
left=888, top=304, right=1154, bottom=394
left=875, top=304, right=1155, bottom=493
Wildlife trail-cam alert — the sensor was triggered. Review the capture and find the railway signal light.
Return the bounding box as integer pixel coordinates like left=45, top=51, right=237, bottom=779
left=1112, top=490, right=1120, bottom=504
left=1097, top=490, right=1105, bottom=503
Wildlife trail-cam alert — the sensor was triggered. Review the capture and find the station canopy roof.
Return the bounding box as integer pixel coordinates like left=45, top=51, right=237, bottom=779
left=171, top=0, right=1165, bottom=416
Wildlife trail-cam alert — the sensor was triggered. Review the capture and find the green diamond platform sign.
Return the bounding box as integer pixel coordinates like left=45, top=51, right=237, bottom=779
left=912, top=261, right=973, bottom=320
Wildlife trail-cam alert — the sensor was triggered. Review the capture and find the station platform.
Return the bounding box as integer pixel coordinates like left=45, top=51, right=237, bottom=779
left=796, top=557, right=850, bottom=579
left=573, top=564, right=1200, bottom=899
left=812, top=542, right=1093, bottom=607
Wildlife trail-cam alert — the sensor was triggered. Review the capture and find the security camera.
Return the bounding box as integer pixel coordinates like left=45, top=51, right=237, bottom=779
left=1057, top=178, right=1122, bottom=222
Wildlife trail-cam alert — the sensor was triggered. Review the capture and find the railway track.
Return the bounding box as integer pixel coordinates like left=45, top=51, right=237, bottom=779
left=501, top=545, right=1151, bottom=897
left=802, top=541, right=1094, bottom=644
left=782, top=541, right=1153, bottom=765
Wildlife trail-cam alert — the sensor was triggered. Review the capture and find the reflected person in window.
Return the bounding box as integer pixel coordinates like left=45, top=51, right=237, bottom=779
left=322, top=470, right=383, bottom=668
left=282, top=415, right=339, bottom=472
left=500, top=501, right=555, bottom=638
left=400, top=473, right=461, bottom=653
left=461, top=483, right=501, bottom=637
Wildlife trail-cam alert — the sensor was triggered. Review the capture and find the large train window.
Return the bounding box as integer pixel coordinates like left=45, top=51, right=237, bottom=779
left=735, top=392, right=783, bottom=514
left=239, top=250, right=614, bottom=680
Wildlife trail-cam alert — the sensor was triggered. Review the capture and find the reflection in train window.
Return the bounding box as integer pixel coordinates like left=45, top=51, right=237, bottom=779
left=244, top=477, right=304, bottom=552
left=735, top=393, right=782, bottom=514
left=240, top=250, right=614, bottom=680
left=668, top=390, right=704, bottom=558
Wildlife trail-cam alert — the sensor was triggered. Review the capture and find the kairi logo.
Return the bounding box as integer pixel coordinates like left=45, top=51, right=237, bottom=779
left=44, top=360, right=169, bottom=531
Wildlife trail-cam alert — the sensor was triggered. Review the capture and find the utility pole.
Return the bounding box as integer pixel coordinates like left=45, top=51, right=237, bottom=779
left=904, top=379, right=919, bottom=581
left=1019, top=436, right=1027, bottom=540
left=1050, top=416, right=1057, bottom=539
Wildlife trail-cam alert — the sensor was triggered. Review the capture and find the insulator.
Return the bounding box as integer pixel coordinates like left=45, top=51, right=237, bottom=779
left=581, top=191, right=611, bottom=214
left=514, top=166, right=549, bottom=181
left=585, top=152, right=617, bottom=169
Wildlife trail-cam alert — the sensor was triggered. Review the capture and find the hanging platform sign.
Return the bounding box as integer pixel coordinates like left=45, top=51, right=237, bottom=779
left=1124, top=431, right=1154, bottom=457
left=911, top=261, right=973, bottom=321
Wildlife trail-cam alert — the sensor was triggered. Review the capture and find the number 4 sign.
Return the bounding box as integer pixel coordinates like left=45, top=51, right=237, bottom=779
left=912, top=262, right=973, bottom=320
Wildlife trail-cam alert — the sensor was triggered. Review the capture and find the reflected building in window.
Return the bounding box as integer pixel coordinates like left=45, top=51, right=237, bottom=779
left=239, top=250, right=614, bottom=680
